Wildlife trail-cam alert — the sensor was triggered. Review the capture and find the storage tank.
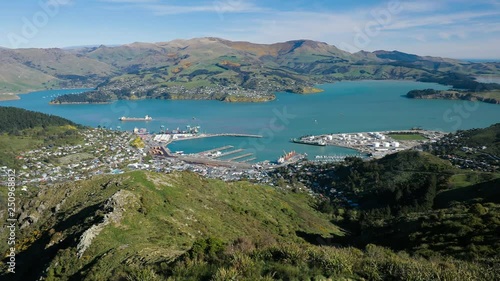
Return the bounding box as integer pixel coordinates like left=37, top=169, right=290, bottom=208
left=392, top=142, right=400, bottom=148
left=373, top=142, right=381, bottom=148
left=384, top=142, right=391, bottom=148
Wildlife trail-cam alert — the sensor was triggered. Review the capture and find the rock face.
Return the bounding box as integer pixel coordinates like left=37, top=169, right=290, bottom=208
left=76, top=190, right=137, bottom=258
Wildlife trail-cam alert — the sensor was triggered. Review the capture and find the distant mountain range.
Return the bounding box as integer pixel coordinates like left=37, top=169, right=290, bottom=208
left=1, top=37, right=499, bottom=102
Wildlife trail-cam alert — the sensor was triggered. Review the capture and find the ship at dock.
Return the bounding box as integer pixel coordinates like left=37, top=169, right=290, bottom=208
left=119, top=115, right=153, bottom=121
left=291, top=137, right=326, bottom=146
left=276, top=150, right=306, bottom=164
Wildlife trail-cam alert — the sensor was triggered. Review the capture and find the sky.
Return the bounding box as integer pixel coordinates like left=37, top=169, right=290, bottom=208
left=0, top=0, right=499, bottom=59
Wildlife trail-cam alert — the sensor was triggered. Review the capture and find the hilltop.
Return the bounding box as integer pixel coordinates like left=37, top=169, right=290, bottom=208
left=0, top=106, right=79, bottom=134
left=0, top=107, right=84, bottom=168
left=0, top=37, right=499, bottom=103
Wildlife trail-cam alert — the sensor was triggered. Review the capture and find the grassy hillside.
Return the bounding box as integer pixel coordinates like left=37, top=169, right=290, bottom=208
left=0, top=107, right=80, bottom=134
left=53, top=38, right=500, bottom=103
left=0, top=171, right=341, bottom=281
left=1, top=171, right=497, bottom=280
left=1, top=37, right=500, bottom=102
left=422, top=123, right=500, bottom=172
left=0, top=107, right=84, bottom=168
left=0, top=48, right=115, bottom=96
left=272, top=130, right=500, bottom=267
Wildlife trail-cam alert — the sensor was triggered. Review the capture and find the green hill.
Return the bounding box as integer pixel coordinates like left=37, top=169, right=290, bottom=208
left=0, top=171, right=340, bottom=280
left=1, top=171, right=497, bottom=281
left=422, top=123, right=500, bottom=172
left=0, top=107, right=84, bottom=168
left=0, top=106, right=79, bottom=134
left=1, top=37, right=499, bottom=102
left=272, top=142, right=500, bottom=267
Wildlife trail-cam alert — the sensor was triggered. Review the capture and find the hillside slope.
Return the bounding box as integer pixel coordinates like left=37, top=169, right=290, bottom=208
left=2, top=171, right=497, bottom=280
left=0, top=48, right=115, bottom=97
left=0, top=107, right=83, bottom=168
left=1, top=37, right=499, bottom=102
left=0, top=171, right=340, bottom=280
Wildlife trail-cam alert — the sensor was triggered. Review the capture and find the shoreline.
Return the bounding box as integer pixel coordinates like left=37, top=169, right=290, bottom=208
left=0, top=93, right=20, bottom=101
left=0, top=87, right=94, bottom=102
left=1, top=78, right=448, bottom=104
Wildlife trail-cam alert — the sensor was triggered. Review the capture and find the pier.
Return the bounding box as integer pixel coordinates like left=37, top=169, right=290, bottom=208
left=170, top=133, right=263, bottom=142
left=227, top=153, right=254, bottom=161
left=214, top=133, right=263, bottom=138
left=241, top=157, right=256, bottom=163
left=199, top=146, right=233, bottom=155
left=213, top=149, right=244, bottom=158
left=177, top=155, right=253, bottom=169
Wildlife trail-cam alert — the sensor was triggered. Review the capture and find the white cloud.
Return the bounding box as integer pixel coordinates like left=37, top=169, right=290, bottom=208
left=400, top=1, right=444, bottom=13
left=93, top=0, right=500, bottom=58
left=413, top=34, right=427, bottom=42
left=145, top=1, right=263, bottom=15
left=49, top=0, right=75, bottom=6
left=98, top=0, right=263, bottom=15
left=384, top=11, right=500, bottom=30
left=101, top=0, right=158, bottom=3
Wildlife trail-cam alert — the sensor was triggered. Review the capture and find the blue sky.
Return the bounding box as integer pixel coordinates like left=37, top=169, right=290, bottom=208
left=1, top=0, right=499, bottom=59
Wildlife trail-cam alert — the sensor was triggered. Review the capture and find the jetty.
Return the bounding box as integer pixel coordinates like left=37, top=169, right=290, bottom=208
left=213, top=149, right=244, bottom=158
left=170, top=133, right=263, bottom=142
left=199, top=146, right=233, bottom=155
left=214, top=133, right=262, bottom=138
left=227, top=153, right=254, bottom=161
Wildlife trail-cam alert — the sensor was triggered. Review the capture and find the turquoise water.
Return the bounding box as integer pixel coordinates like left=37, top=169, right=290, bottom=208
left=2, top=81, right=499, bottom=162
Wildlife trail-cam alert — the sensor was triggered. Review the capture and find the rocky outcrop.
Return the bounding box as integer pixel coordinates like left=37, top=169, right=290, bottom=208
left=76, top=190, right=137, bottom=258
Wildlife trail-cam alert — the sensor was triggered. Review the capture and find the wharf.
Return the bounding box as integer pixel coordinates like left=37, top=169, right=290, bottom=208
left=241, top=157, right=257, bottom=163
left=199, top=146, right=233, bottom=155
left=171, top=133, right=263, bottom=142
left=213, top=149, right=244, bottom=158
left=227, top=153, right=254, bottom=161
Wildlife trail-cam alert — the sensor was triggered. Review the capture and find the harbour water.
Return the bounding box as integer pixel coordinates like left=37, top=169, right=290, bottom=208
left=2, top=80, right=499, bottom=162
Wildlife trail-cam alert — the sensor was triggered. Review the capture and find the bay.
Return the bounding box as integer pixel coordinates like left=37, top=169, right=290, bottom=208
left=2, top=81, right=499, bottom=162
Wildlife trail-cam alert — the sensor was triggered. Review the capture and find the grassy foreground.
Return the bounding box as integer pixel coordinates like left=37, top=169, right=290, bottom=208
left=1, top=170, right=497, bottom=280
left=0, top=171, right=340, bottom=280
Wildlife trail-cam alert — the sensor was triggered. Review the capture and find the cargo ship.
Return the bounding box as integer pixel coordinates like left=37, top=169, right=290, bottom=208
left=277, top=150, right=306, bottom=164
left=290, top=137, right=326, bottom=146
left=119, top=115, right=153, bottom=121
